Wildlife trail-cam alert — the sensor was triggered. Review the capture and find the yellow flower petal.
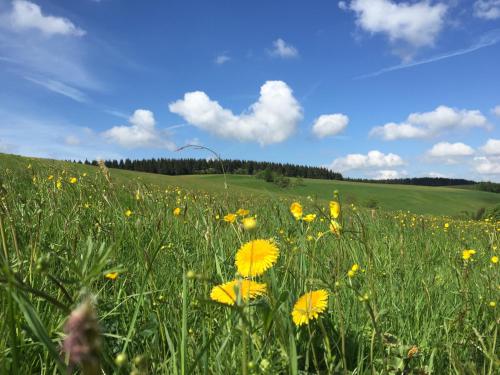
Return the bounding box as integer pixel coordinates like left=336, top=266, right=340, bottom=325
left=329, top=201, right=340, bottom=219
left=302, top=214, right=316, bottom=223
left=236, top=208, right=250, bottom=216
left=235, top=239, right=279, bottom=277
left=292, top=290, right=328, bottom=326
left=290, top=202, right=303, bottom=220
left=210, top=279, right=267, bottom=306
left=105, top=272, right=118, bottom=280
left=223, top=213, right=237, bottom=223
left=329, top=220, right=342, bottom=235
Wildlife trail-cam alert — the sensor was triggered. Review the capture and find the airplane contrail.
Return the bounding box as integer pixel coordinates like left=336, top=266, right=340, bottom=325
left=356, top=29, right=500, bottom=79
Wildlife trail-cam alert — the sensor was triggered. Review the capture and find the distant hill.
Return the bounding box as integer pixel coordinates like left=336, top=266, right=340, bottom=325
left=71, top=157, right=498, bottom=191
left=345, top=176, right=476, bottom=187
left=2, top=153, right=498, bottom=216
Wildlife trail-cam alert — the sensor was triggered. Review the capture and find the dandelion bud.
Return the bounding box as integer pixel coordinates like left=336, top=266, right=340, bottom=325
left=260, top=358, right=270, bottom=371
left=63, top=299, right=101, bottom=375
left=36, top=253, right=50, bottom=273
left=115, top=352, right=127, bottom=367
left=133, top=355, right=146, bottom=368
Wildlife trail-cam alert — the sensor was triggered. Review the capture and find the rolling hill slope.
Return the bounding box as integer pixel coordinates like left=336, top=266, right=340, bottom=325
left=1, top=152, right=499, bottom=216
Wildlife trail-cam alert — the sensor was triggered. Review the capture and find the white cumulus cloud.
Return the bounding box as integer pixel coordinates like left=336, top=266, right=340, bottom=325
left=373, top=169, right=407, bottom=180
left=329, top=150, right=404, bottom=172
left=7, top=0, right=86, bottom=36
left=169, top=80, right=302, bottom=145
left=341, top=0, right=447, bottom=52
left=474, top=156, right=500, bottom=175
left=427, top=171, right=448, bottom=178
left=103, top=109, right=176, bottom=150
left=474, top=0, right=500, bottom=20
left=270, top=38, right=299, bottom=58
left=427, top=142, right=474, bottom=157
left=312, top=114, right=349, bottom=138
left=370, top=105, right=488, bottom=140
left=481, top=138, right=500, bottom=155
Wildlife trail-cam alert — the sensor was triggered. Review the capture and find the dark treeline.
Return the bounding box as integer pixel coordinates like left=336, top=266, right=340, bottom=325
left=477, top=181, right=500, bottom=193
left=84, top=158, right=343, bottom=180
left=345, top=177, right=476, bottom=186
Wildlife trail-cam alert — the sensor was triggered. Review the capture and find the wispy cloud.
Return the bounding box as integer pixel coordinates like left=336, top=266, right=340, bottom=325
left=24, top=76, right=88, bottom=103
left=356, top=29, right=500, bottom=79
left=214, top=53, right=230, bottom=65
left=0, top=0, right=102, bottom=102
left=269, top=38, right=299, bottom=59
left=0, top=108, right=123, bottom=160
left=103, top=109, right=129, bottom=119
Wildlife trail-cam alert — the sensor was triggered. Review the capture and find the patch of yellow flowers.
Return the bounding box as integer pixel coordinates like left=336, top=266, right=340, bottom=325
left=210, top=237, right=329, bottom=326
left=222, top=208, right=257, bottom=230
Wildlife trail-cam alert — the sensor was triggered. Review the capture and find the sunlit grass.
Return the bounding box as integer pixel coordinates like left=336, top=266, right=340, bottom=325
left=0, top=156, right=498, bottom=374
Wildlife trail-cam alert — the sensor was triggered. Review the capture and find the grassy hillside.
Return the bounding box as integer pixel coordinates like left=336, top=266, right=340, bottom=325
left=2, top=153, right=498, bottom=216
left=0, top=151, right=498, bottom=374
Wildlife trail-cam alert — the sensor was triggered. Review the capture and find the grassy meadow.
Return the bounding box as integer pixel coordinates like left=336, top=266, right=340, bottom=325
left=0, top=154, right=499, bottom=374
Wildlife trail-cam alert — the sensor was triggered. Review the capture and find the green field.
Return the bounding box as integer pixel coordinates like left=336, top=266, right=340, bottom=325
left=2, top=153, right=499, bottom=217
left=0, top=153, right=499, bottom=374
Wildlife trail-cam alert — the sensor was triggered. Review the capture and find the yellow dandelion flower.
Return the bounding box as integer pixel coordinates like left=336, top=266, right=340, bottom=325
left=235, top=239, right=279, bottom=277
left=105, top=272, right=118, bottom=280
left=173, top=207, right=181, bottom=216
left=290, top=202, right=303, bottom=220
left=302, top=213, right=316, bottom=223
left=242, top=217, right=257, bottom=230
left=69, top=177, right=77, bottom=184
left=491, top=256, right=499, bottom=264
left=329, top=201, right=340, bottom=219
left=210, top=279, right=267, bottom=306
left=462, top=249, right=476, bottom=260
left=56, top=180, right=62, bottom=190
left=223, top=213, right=237, bottom=223
left=329, top=220, right=342, bottom=235
left=444, top=223, right=449, bottom=229
left=291, top=290, right=329, bottom=326
left=348, top=263, right=360, bottom=278
left=125, top=209, right=133, bottom=217
left=489, top=301, right=496, bottom=308
left=236, top=208, right=250, bottom=216
left=48, top=175, right=54, bottom=180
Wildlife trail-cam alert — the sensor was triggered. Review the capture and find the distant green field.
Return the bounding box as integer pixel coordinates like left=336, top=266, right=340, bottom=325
left=1, top=152, right=499, bottom=216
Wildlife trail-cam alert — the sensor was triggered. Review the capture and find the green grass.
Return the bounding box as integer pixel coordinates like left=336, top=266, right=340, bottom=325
left=2, top=153, right=498, bottom=217
left=0, top=153, right=499, bottom=374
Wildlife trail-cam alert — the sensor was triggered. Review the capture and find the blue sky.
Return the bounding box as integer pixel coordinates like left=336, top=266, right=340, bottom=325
left=1, top=0, right=500, bottom=181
